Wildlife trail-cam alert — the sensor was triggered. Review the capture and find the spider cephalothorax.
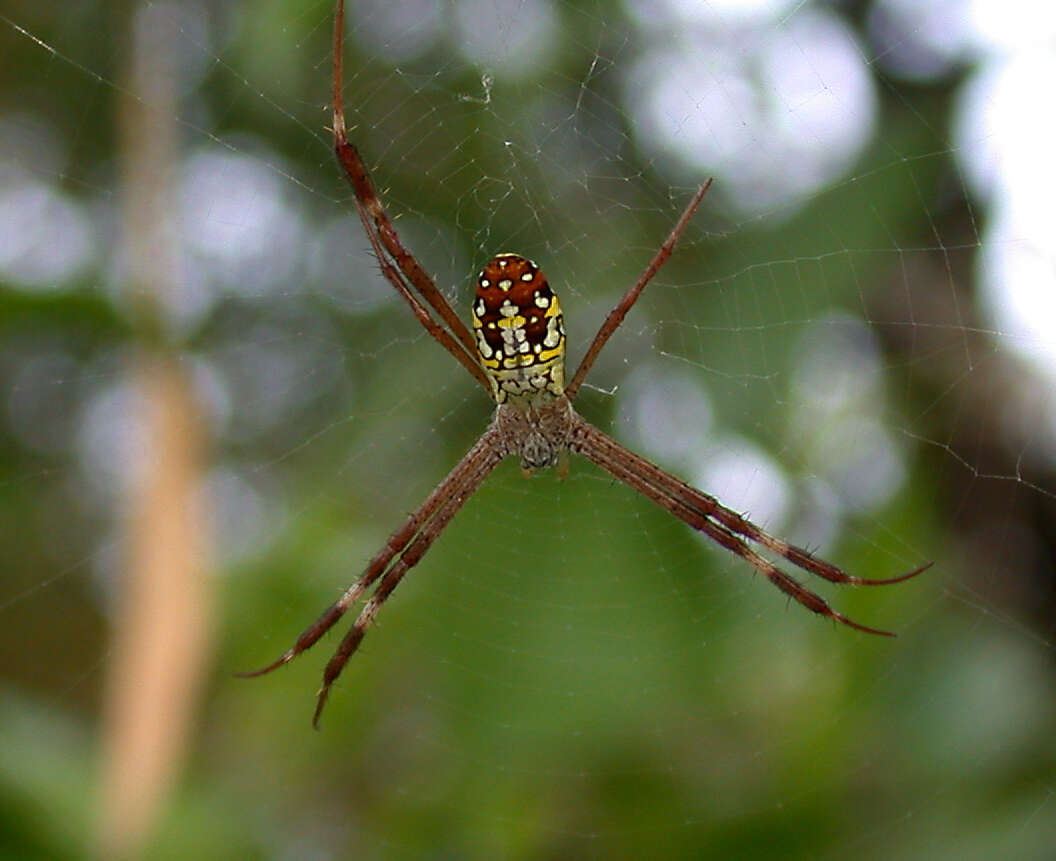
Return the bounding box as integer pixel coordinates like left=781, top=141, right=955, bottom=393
left=241, top=0, right=931, bottom=727
left=493, top=395, right=574, bottom=475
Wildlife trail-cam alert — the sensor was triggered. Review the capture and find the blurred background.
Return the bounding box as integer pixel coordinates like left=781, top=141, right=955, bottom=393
left=2, top=0, right=1055, bottom=858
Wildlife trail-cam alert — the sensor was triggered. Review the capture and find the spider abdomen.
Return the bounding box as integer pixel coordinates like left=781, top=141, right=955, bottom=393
left=472, top=253, right=566, bottom=404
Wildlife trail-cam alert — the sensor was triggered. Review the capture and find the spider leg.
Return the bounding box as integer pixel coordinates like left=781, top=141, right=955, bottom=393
left=354, top=197, right=492, bottom=391
left=577, top=421, right=931, bottom=586
left=670, top=499, right=899, bottom=637
left=237, top=427, right=504, bottom=682
left=332, top=0, right=487, bottom=390
left=312, top=442, right=502, bottom=727
left=565, top=179, right=713, bottom=401
left=571, top=418, right=923, bottom=635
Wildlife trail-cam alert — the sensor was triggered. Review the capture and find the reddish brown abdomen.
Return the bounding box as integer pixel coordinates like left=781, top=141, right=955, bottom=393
left=471, top=253, right=565, bottom=404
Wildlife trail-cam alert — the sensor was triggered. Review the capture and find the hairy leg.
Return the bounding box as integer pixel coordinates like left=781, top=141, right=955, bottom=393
left=239, top=427, right=504, bottom=680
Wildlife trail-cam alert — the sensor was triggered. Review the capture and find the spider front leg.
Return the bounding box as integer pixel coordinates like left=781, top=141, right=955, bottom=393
left=571, top=417, right=927, bottom=635
left=565, top=179, right=713, bottom=401
left=331, top=0, right=491, bottom=394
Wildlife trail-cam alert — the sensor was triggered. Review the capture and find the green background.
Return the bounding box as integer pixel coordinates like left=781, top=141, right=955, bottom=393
left=1, top=1, right=1054, bottom=858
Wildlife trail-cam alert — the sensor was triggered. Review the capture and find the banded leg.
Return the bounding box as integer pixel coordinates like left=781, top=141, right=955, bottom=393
left=352, top=193, right=492, bottom=392
left=571, top=418, right=925, bottom=635
left=238, top=427, right=505, bottom=680
left=312, top=443, right=502, bottom=726
left=332, top=0, right=484, bottom=378
left=576, top=420, right=931, bottom=587
left=565, top=179, right=713, bottom=401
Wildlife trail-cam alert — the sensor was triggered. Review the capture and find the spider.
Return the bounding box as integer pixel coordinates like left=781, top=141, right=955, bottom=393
left=242, top=0, right=931, bottom=727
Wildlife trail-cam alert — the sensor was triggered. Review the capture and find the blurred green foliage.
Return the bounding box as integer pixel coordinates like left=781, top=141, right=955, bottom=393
left=1, top=2, right=1054, bottom=859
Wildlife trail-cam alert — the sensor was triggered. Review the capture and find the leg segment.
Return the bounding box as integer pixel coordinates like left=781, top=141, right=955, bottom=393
left=238, top=427, right=504, bottom=683
left=353, top=194, right=492, bottom=391
left=565, top=180, right=713, bottom=401
left=311, top=456, right=496, bottom=726
left=571, top=418, right=927, bottom=635
left=577, top=421, right=931, bottom=586
left=332, top=0, right=486, bottom=389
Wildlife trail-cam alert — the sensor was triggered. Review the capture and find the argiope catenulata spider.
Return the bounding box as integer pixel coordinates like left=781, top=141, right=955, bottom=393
left=242, top=0, right=931, bottom=727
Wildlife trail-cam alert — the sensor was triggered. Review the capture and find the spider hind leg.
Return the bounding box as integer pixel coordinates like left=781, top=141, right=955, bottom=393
left=571, top=416, right=927, bottom=637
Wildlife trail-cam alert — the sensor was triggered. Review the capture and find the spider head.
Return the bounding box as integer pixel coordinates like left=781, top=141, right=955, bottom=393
left=471, top=253, right=566, bottom=404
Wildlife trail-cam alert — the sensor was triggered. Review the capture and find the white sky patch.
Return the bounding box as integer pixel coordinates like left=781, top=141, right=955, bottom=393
left=868, top=0, right=976, bottom=81
left=617, top=365, right=795, bottom=539
left=789, top=314, right=886, bottom=430
left=954, top=5, right=1056, bottom=380
left=350, top=0, right=443, bottom=63
left=624, top=8, right=876, bottom=215
left=0, top=178, right=95, bottom=289
left=202, top=465, right=287, bottom=568
left=77, top=379, right=151, bottom=503
left=965, top=0, right=1056, bottom=54
left=692, top=438, right=791, bottom=536
left=626, top=0, right=801, bottom=29
left=618, top=363, right=714, bottom=469
left=788, top=476, right=842, bottom=556
left=180, top=148, right=306, bottom=300
left=974, top=206, right=1056, bottom=376
left=809, top=417, right=904, bottom=515
left=310, top=213, right=398, bottom=313
left=452, top=0, right=558, bottom=77
left=786, top=313, right=904, bottom=515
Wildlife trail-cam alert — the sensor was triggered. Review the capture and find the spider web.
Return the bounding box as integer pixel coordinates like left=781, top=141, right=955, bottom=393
left=2, top=0, right=1055, bottom=857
